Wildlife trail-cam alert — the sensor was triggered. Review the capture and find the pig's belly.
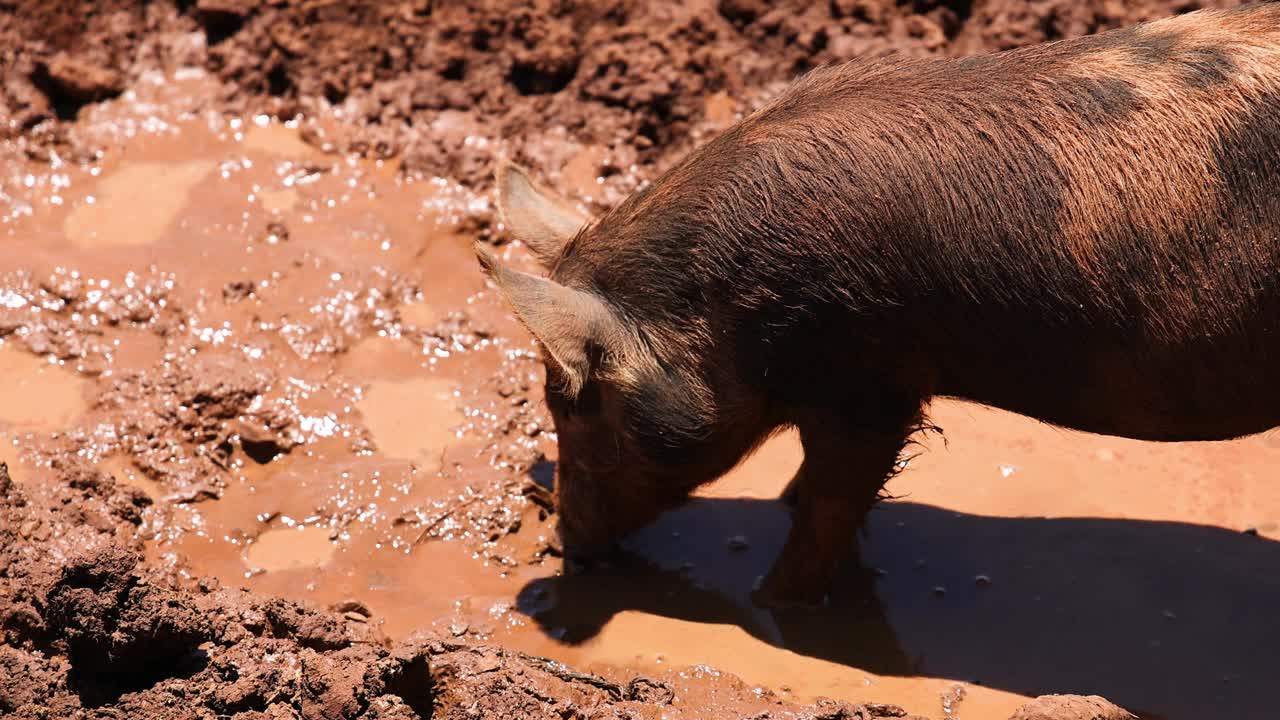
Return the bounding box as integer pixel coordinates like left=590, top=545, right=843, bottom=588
left=941, top=338, right=1280, bottom=443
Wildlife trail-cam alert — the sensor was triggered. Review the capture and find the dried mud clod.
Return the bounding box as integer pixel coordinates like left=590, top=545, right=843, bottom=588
left=87, top=354, right=282, bottom=493
left=1, top=460, right=157, bottom=654
left=0, top=540, right=419, bottom=719
left=32, top=52, right=126, bottom=117
left=1008, top=695, right=1138, bottom=720
left=419, top=641, right=921, bottom=720
left=43, top=546, right=210, bottom=679
left=0, top=267, right=179, bottom=372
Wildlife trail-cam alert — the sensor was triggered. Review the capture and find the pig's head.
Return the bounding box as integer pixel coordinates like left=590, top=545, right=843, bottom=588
left=476, top=162, right=743, bottom=560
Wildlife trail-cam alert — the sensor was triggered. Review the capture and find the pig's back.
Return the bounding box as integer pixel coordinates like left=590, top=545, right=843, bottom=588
left=646, top=5, right=1280, bottom=440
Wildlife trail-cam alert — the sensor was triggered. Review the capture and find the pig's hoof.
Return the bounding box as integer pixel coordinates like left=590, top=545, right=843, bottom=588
left=750, top=574, right=829, bottom=611
left=563, top=553, right=616, bottom=575
left=561, top=539, right=621, bottom=575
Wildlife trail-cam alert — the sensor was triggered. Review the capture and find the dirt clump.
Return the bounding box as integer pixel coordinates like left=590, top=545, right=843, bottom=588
left=35, top=52, right=127, bottom=109
left=411, top=640, right=933, bottom=720
left=0, top=267, right=179, bottom=373
left=1008, top=695, right=1137, bottom=720
left=0, top=463, right=150, bottom=636
left=0, top=505, right=408, bottom=718
left=89, top=354, right=283, bottom=493
left=43, top=546, right=209, bottom=680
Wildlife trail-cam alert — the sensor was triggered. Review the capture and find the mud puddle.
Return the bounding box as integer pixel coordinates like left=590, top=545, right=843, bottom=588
left=0, top=70, right=542, bottom=615
left=3, top=68, right=1277, bottom=720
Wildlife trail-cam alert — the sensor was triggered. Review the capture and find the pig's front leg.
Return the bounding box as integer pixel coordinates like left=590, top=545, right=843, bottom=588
left=753, top=412, right=913, bottom=610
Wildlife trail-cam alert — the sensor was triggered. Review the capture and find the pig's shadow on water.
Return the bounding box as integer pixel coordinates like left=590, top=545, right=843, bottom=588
left=515, top=495, right=1280, bottom=720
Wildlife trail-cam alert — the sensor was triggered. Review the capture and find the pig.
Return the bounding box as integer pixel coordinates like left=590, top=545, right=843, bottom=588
left=476, top=3, right=1280, bottom=608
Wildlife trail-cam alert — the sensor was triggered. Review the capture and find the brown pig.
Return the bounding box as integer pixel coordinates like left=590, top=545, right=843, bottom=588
left=477, top=3, right=1280, bottom=608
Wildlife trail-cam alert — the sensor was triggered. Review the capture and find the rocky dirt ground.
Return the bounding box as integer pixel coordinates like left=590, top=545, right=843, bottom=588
left=0, top=1, right=1260, bottom=719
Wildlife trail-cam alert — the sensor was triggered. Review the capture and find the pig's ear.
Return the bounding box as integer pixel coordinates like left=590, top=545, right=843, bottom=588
left=476, top=246, right=622, bottom=395
left=495, top=160, right=591, bottom=268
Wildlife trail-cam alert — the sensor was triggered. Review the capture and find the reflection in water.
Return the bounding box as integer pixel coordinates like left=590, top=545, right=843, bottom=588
left=0, top=345, right=88, bottom=430
left=63, top=160, right=213, bottom=248
left=241, top=121, right=318, bottom=158
left=358, top=377, right=461, bottom=465
left=102, top=456, right=164, bottom=501
left=518, top=494, right=1279, bottom=720
left=518, top=541, right=912, bottom=675
left=244, top=525, right=337, bottom=572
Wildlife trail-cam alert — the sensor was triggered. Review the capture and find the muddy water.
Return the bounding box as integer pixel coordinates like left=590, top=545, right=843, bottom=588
left=0, top=345, right=88, bottom=430
left=2, top=73, right=1278, bottom=720
left=62, top=159, right=214, bottom=248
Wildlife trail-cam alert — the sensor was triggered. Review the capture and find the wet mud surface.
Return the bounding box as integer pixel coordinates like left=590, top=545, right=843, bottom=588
left=0, top=2, right=1273, bottom=719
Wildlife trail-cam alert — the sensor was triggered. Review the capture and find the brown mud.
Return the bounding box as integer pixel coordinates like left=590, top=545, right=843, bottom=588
left=0, top=2, right=1272, bottom=719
